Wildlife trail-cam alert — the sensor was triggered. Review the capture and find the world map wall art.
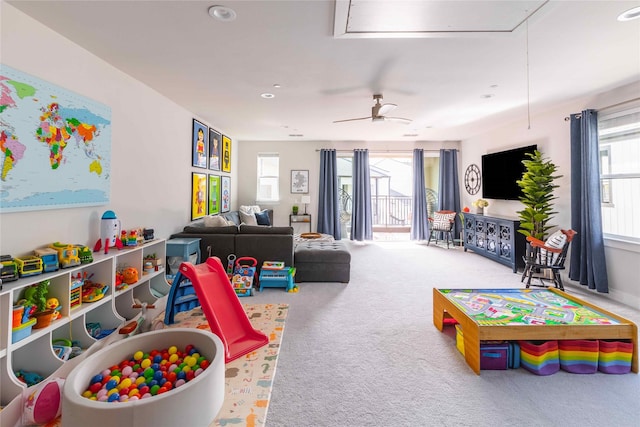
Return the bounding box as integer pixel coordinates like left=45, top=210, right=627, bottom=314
left=0, top=64, right=112, bottom=212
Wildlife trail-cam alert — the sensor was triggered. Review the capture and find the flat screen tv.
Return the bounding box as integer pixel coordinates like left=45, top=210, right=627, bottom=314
left=481, top=145, right=537, bottom=200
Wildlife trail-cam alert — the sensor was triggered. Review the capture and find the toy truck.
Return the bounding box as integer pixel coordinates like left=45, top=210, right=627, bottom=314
left=76, top=245, right=94, bottom=264
left=34, top=248, right=60, bottom=273
left=0, top=255, right=19, bottom=282
left=14, top=256, right=43, bottom=278
left=49, top=242, right=81, bottom=269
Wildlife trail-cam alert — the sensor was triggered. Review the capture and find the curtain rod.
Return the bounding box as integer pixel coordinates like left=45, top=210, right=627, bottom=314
left=315, top=149, right=458, bottom=153
left=564, top=97, right=640, bottom=121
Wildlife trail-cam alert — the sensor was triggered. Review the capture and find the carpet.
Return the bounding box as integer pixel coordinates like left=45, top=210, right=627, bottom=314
left=167, top=303, right=289, bottom=427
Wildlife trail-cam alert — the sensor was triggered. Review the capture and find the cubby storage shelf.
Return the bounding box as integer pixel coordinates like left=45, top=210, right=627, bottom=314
left=0, top=239, right=168, bottom=407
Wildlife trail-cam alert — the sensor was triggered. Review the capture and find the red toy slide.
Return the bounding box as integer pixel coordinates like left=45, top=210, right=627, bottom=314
left=178, top=257, right=268, bottom=363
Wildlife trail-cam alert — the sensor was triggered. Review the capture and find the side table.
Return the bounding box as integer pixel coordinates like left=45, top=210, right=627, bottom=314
left=290, top=214, right=312, bottom=233
left=166, top=238, right=201, bottom=277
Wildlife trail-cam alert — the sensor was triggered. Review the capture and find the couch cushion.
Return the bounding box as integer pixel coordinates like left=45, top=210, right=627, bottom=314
left=240, top=205, right=262, bottom=215
left=255, top=210, right=271, bottom=226
left=239, top=210, right=258, bottom=226
left=221, top=211, right=241, bottom=226
left=239, top=225, right=293, bottom=235
left=203, top=215, right=231, bottom=227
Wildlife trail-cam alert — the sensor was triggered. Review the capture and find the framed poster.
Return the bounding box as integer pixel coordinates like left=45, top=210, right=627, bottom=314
left=291, top=170, right=309, bottom=193
left=221, top=175, right=231, bottom=213
left=209, top=128, right=221, bottom=171
left=192, top=119, right=208, bottom=168
left=222, top=135, right=232, bottom=173
left=208, top=174, right=221, bottom=215
left=191, top=172, right=207, bottom=220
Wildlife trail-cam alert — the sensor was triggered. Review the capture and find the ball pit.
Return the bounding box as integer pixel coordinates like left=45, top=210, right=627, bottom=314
left=62, top=328, right=224, bottom=427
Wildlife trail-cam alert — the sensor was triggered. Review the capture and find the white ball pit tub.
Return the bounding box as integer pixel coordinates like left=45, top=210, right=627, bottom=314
left=62, top=328, right=225, bottom=427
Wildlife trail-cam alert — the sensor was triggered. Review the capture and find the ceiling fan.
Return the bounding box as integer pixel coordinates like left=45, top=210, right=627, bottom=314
left=333, top=94, right=412, bottom=124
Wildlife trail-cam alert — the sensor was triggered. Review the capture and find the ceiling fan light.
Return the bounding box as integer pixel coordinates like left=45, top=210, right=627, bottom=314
left=618, top=6, right=640, bottom=21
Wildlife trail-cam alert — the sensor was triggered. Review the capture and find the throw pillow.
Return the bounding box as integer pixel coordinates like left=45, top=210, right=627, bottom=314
left=540, top=230, right=567, bottom=264
left=203, top=215, right=230, bottom=227
left=239, top=205, right=261, bottom=215
left=255, top=210, right=271, bottom=226
left=239, top=210, right=258, bottom=226
left=432, top=212, right=455, bottom=230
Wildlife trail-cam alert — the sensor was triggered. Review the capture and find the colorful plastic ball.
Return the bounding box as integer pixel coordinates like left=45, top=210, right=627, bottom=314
left=150, top=385, right=160, bottom=395
left=122, top=366, right=133, bottom=377
left=107, top=393, right=120, bottom=402
left=89, top=382, right=103, bottom=394
left=82, top=390, right=93, bottom=398
left=133, top=351, right=144, bottom=361
left=175, top=379, right=186, bottom=388
left=140, top=359, right=151, bottom=369
left=168, top=345, right=178, bottom=355
left=91, top=374, right=103, bottom=384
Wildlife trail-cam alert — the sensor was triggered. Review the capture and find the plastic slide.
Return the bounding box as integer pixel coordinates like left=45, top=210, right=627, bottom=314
left=177, top=257, right=269, bottom=363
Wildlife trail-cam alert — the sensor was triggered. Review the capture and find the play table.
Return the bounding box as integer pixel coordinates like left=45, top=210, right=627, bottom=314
left=433, top=288, right=638, bottom=375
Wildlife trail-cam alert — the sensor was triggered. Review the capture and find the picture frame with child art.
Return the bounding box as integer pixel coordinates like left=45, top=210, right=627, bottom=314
left=191, top=172, right=208, bottom=220
left=192, top=119, right=208, bottom=168
left=209, top=128, right=221, bottom=171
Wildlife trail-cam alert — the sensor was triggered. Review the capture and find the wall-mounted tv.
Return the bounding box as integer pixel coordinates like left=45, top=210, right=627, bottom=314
left=481, top=144, right=537, bottom=200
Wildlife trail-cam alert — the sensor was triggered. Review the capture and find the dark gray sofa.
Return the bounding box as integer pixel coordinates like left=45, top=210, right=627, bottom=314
left=170, top=210, right=295, bottom=270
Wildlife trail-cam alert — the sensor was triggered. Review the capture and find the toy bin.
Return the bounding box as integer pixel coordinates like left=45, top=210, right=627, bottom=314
left=62, top=328, right=225, bottom=427
left=455, top=326, right=510, bottom=370
left=598, top=339, right=633, bottom=374
left=12, top=318, right=36, bottom=343
left=519, top=340, right=560, bottom=376
left=558, top=339, right=599, bottom=374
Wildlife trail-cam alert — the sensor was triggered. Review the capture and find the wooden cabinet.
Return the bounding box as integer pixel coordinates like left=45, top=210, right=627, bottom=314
left=463, top=213, right=525, bottom=273
left=0, top=239, right=170, bottom=406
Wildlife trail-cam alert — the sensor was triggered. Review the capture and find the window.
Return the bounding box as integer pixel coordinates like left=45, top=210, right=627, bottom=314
left=598, top=107, right=640, bottom=242
left=256, top=154, right=279, bottom=202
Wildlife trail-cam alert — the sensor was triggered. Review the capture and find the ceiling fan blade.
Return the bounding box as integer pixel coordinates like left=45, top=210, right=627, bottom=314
left=378, top=103, right=397, bottom=116
left=333, top=116, right=372, bottom=123
left=383, top=116, right=412, bottom=124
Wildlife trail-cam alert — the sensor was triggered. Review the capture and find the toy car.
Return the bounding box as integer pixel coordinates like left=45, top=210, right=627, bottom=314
left=15, top=256, right=43, bottom=278
left=34, top=248, right=59, bottom=273
left=49, top=242, right=81, bottom=269
left=0, top=255, right=19, bottom=282
left=76, top=245, right=93, bottom=264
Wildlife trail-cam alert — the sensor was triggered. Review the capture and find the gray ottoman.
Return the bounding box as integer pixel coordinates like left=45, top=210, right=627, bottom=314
left=294, top=241, right=351, bottom=283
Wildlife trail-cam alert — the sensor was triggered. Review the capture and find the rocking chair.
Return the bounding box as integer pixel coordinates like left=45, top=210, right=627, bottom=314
left=427, top=210, right=456, bottom=248
left=521, top=229, right=577, bottom=291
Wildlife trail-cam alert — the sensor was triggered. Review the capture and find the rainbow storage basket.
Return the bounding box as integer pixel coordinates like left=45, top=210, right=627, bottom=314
left=519, top=340, right=560, bottom=376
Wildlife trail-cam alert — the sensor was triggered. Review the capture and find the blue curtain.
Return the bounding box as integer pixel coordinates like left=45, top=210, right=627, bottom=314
left=411, top=149, right=429, bottom=240
left=438, top=149, right=462, bottom=237
left=569, top=110, right=609, bottom=293
left=351, top=149, right=372, bottom=241
left=317, top=149, right=341, bottom=240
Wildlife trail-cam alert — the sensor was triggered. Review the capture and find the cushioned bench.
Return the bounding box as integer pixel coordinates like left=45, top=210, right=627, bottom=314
left=294, top=241, right=351, bottom=283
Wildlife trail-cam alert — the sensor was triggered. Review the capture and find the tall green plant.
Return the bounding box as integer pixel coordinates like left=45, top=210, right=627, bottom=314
left=516, top=150, right=561, bottom=240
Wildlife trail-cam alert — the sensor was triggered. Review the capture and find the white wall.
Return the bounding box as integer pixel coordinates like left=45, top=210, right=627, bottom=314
left=0, top=5, right=237, bottom=256
left=461, top=80, right=640, bottom=309
left=237, top=140, right=460, bottom=229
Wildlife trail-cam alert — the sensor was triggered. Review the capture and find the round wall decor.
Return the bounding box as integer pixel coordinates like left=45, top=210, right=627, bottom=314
left=464, top=164, right=481, bottom=195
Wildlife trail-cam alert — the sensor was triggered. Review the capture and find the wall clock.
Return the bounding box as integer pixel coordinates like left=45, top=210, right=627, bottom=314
left=464, top=164, right=481, bottom=195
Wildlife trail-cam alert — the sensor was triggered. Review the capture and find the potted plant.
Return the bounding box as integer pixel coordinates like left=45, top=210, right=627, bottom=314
left=516, top=150, right=561, bottom=240
left=23, top=279, right=55, bottom=329
left=292, top=205, right=299, bottom=215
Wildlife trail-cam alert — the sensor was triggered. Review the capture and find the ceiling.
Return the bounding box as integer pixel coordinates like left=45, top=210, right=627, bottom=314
left=6, top=0, right=640, bottom=142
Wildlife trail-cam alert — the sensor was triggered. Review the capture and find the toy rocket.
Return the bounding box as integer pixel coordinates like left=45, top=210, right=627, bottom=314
left=93, top=210, right=123, bottom=253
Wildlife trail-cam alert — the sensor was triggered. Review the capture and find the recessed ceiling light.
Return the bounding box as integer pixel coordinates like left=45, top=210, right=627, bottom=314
left=618, top=6, right=640, bottom=21
left=481, top=94, right=495, bottom=99
left=273, top=84, right=281, bottom=89
left=289, top=134, right=304, bottom=137
left=261, top=93, right=275, bottom=99
left=403, top=134, right=419, bottom=137
left=208, top=5, right=237, bottom=22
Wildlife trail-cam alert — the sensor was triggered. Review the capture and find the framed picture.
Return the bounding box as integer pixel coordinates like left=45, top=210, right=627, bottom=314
left=221, top=176, right=231, bottom=213
left=222, top=135, right=232, bottom=173
left=191, top=172, right=208, bottom=220
left=291, top=169, right=309, bottom=193
left=192, top=119, right=208, bottom=168
left=208, top=174, right=221, bottom=215
left=209, top=128, right=221, bottom=171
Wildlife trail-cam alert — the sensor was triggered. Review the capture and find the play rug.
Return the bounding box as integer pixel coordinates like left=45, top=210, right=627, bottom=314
left=44, top=303, right=288, bottom=427
left=168, top=303, right=289, bottom=427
